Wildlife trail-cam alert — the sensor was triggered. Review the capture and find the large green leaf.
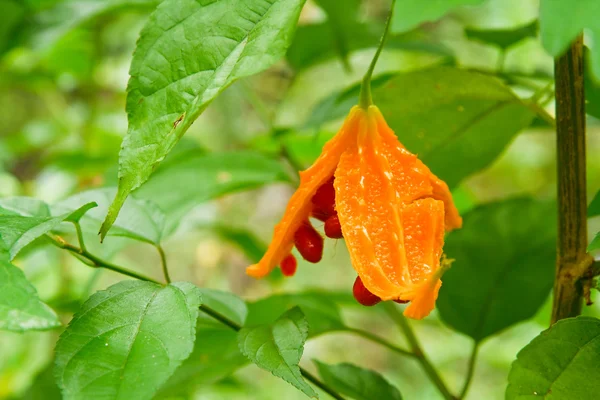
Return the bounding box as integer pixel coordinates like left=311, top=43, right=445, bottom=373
left=506, top=316, right=600, bottom=400
left=247, top=292, right=345, bottom=337
left=438, top=198, right=556, bottom=341
left=0, top=255, right=60, bottom=332
left=238, top=307, right=317, bottom=398
left=392, top=0, right=485, bottom=33
left=53, top=189, right=165, bottom=245
left=0, top=202, right=97, bottom=260
left=133, top=151, right=291, bottom=233
left=465, top=20, right=538, bottom=50
left=540, top=0, right=600, bottom=78
left=315, top=361, right=402, bottom=400
left=306, top=67, right=535, bottom=188
left=55, top=280, right=201, bottom=400
left=101, top=0, right=306, bottom=239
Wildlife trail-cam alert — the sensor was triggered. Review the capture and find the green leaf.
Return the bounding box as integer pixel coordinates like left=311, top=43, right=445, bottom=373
left=392, top=0, right=485, bottom=33
left=133, top=151, right=291, bottom=234
left=506, top=316, right=600, bottom=400
left=212, top=225, right=267, bottom=263
left=53, top=188, right=165, bottom=245
left=307, top=67, right=535, bottom=188
left=0, top=197, right=50, bottom=217
left=198, top=288, right=247, bottom=327
left=0, top=0, right=26, bottom=56
left=55, top=280, right=201, bottom=400
left=585, top=46, right=600, bottom=120
left=589, top=232, right=600, bottom=252
left=465, top=20, right=538, bottom=50
left=238, top=307, right=317, bottom=398
left=247, top=292, right=345, bottom=337
left=589, top=190, right=600, bottom=218
left=101, top=0, right=306, bottom=239
left=438, top=198, right=556, bottom=341
left=540, top=0, right=600, bottom=78
left=0, top=255, right=60, bottom=332
left=315, top=361, right=402, bottom=400
left=0, top=202, right=97, bottom=260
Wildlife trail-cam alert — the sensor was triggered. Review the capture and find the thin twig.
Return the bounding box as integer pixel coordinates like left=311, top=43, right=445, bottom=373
left=384, top=303, right=457, bottom=400
left=458, top=342, right=479, bottom=399
left=157, top=245, right=171, bottom=284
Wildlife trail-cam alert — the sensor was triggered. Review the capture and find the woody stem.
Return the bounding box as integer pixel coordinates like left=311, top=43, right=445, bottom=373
left=358, top=0, right=396, bottom=109
left=551, top=35, right=594, bottom=324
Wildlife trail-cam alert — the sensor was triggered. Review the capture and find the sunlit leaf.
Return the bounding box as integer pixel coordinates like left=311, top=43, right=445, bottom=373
left=238, top=307, right=317, bottom=398
left=0, top=202, right=97, bottom=260
left=392, top=0, right=485, bottom=33
left=0, top=254, right=60, bottom=332
left=315, top=361, right=402, bottom=400
left=438, top=198, right=556, bottom=341
left=101, top=0, right=306, bottom=239
left=55, top=280, right=201, bottom=400
left=506, top=316, right=600, bottom=400
left=465, top=20, right=538, bottom=50
left=0, top=197, right=50, bottom=217
left=247, top=292, right=345, bottom=337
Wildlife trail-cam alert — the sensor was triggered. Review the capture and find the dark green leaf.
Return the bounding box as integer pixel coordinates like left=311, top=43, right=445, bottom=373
left=133, top=151, right=291, bottom=234
left=212, top=225, right=267, bottom=264
left=589, top=190, right=600, bottom=218
left=238, top=307, right=317, bottom=398
left=589, top=232, right=600, bottom=252
left=0, top=0, right=26, bottom=56
left=315, top=361, right=402, bottom=400
left=506, top=316, right=600, bottom=400
left=0, top=202, right=97, bottom=260
left=101, top=0, right=306, bottom=239
left=465, top=20, right=538, bottom=50
left=198, top=288, right=247, bottom=327
left=53, top=189, right=165, bottom=245
left=247, top=292, right=345, bottom=337
left=55, top=280, right=201, bottom=400
left=392, top=0, right=485, bottom=33
left=540, top=0, right=600, bottom=78
left=0, top=255, right=60, bottom=332
left=438, top=198, right=556, bottom=341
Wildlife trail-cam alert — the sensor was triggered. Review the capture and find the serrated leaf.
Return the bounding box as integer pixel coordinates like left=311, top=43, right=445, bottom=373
left=55, top=280, right=201, bottom=400
left=101, top=0, right=306, bottom=239
left=506, top=316, right=600, bottom=400
left=198, top=288, right=247, bottom=327
left=238, top=307, right=317, bottom=398
left=589, top=190, right=600, bottom=218
left=306, top=67, right=535, bottom=188
left=247, top=292, right=345, bottom=337
left=465, top=20, right=538, bottom=50
left=540, top=0, right=600, bottom=79
left=589, top=232, right=600, bottom=252
left=0, top=202, right=97, bottom=260
left=0, top=255, right=60, bottom=332
left=315, top=361, right=402, bottom=400
left=133, top=151, right=291, bottom=234
left=438, top=198, right=556, bottom=341
left=392, top=0, right=485, bottom=34
left=53, top=188, right=165, bottom=245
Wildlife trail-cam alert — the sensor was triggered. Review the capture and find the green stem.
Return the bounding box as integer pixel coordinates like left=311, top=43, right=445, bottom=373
left=198, top=305, right=346, bottom=400
left=384, top=303, right=456, bottom=400
left=48, top=235, right=161, bottom=284
left=157, top=245, right=172, bottom=284
left=342, top=327, right=415, bottom=357
left=358, top=0, right=396, bottom=109
left=458, top=342, right=479, bottom=399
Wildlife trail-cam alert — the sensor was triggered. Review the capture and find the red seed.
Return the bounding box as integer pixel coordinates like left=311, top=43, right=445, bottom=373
left=280, top=254, right=297, bottom=277
left=352, top=276, right=381, bottom=306
left=311, top=177, right=335, bottom=220
left=324, top=214, right=343, bottom=239
left=294, top=221, right=324, bottom=263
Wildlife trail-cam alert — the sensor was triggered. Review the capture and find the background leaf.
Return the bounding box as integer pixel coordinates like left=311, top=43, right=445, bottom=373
left=589, top=190, right=600, bottom=218
left=314, top=361, right=402, bottom=400
left=0, top=254, right=60, bottom=332
left=238, top=307, right=317, bottom=398
left=198, top=288, right=247, bottom=327
left=589, top=232, right=600, bottom=252
left=438, top=198, right=556, bottom=341
left=101, top=0, right=307, bottom=238
left=465, top=20, right=538, bottom=50
left=392, top=0, right=485, bottom=34
left=54, top=280, right=201, bottom=400
left=506, top=316, right=600, bottom=400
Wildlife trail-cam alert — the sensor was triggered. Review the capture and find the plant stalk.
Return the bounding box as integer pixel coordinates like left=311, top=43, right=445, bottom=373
left=551, top=35, right=594, bottom=324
